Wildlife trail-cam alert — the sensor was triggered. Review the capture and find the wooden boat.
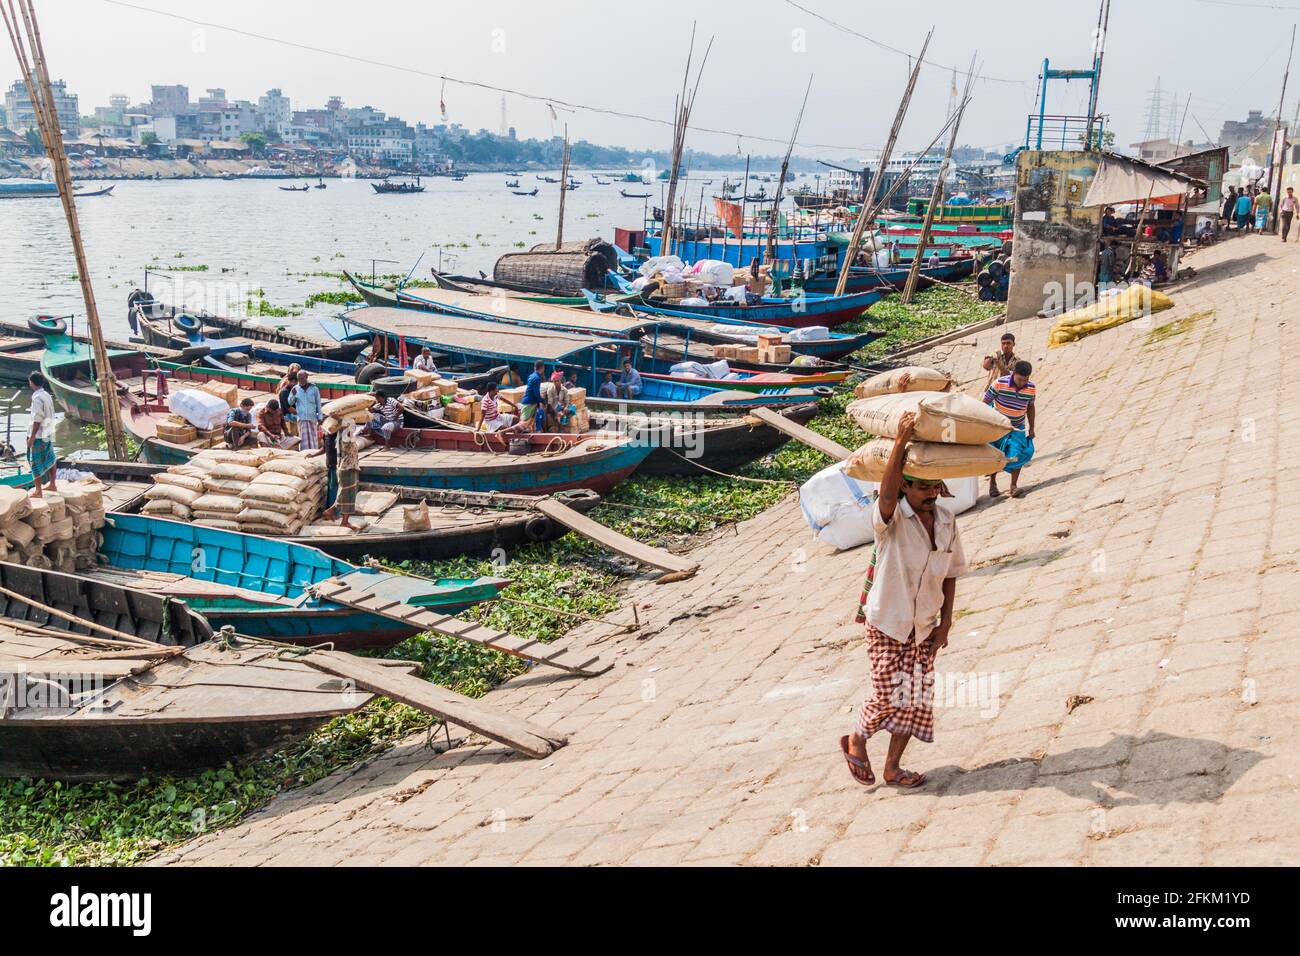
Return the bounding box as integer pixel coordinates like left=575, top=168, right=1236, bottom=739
left=128, top=288, right=366, bottom=361
left=75, top=184, right=115, bottom=198
left=94, top=470, right=603, bottom=562
left=280, top=183, right=311, bottom=192
left=537, top=175, right=560, bottom=183
left=0, top=180, right=114, bottom=199
left=799, top=256, right=976, bottom=294
left=355, top=429, right=653, bottom=496
left=513, top=188, right=539, bottom=196
left=641, top=367, right=849, bottom=392
left=91, top=512, right=508, bottom=650
left=621, top=189, right=652, bottom=199
left=372, top=177, right=424, bottom=194
left=0, top=331, right=46, bottom=383
left=314, top=179, right=327, bottom=189
left=612, top=287, right=884, bottom=329
left=505, top=179, right=520, bottom=187
left=33, top=316, right=154, bottom=425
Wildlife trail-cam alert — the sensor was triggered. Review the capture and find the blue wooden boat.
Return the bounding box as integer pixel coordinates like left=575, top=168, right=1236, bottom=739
left=800, top=257, right=977, bottom=295
left=610, top=287, right=883, bottom=329
left=95, top=513, right=509, bottom=651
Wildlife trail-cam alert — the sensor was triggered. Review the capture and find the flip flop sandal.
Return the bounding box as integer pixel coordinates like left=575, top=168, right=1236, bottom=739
left=885, top=769, right=927, bottom=789
left=839, top=735, right=876, bottom=786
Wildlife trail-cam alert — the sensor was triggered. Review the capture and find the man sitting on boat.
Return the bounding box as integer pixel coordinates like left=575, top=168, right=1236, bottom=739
left=479, top=381, right=518, bottom=433
left=520, top=361, right=546, bottom=432
left=225, top=398, right=258, bottom=450
left=367, top=392, right=405, bottom=445
left=617, top=360, right=643, bottom=400
left=255, top=398, right=298, bottom=449
left=597, top=371, right=619, bottom=399
left=412, top=347, right=438, bottom=374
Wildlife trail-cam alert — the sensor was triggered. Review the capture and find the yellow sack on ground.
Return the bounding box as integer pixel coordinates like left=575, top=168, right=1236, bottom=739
left=845, top=439, right=1006, bottom=482
left=847, top=392, right=1011, bottom=445
left=854, top=366, right=953, bottom=399
left=1048, top=284, right=1174, bottom=348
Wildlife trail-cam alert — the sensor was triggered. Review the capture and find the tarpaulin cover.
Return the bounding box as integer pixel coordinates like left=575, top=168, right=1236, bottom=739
left=1083, top=156, right=1197, bottom=207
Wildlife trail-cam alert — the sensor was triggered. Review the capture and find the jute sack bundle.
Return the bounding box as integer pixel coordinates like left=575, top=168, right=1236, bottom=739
left=0, top=486, right=32, bottom=525
left=845, top=439, right=1007, bottom=482
left=154, top=472, right=206, bottom=494
left=45, top=516, right=76, bottom=542
left=240, top=482, right=299, bottom=506
left=239, top=508, right=298, bottom=530
left=1047, top=284, right=1174, bottom=348
left=25, top=499, right=53, bottom=530
left=322, top=394, right=375, bottom=419
left=73, top=512, right=93, bottom=537
left=240, top=497, right=298, bottom=517
left=252, top=472, right=308, bottom=492
left=403, top=500, right=432, bottom=532
left=4, top=520, right=37, bottom=548
left=202, top=477, right=247, bottom=496
left=211, top=462, right=260, bottom=482
left=144, top=484, right=202, bottom=508
left=847, top=392, right=1011, bottom=445
left=854, top=366, right=953, bottom=400
left=192, top=494, right=244, bottom=515
left=40, top=495, right=68, bottom=523
left=261, top=456, right=327, bottom=479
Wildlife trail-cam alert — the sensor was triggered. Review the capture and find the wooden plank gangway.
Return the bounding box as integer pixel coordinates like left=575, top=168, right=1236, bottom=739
left=534, top=498, right=699, bottom=579
left=746, top=406, right=851, bottom=461
left=310, top=577, right=612, bottom=677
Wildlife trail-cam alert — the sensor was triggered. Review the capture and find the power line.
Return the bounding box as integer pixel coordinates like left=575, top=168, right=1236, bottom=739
left=100, top=0, right=881, bottom=153
left=1196, top=0, right=1300, bottom=9
left=780, top=0, right=1028, bottom=85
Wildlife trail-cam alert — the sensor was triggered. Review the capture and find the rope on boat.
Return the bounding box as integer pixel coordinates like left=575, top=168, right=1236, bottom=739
left=658, top=449, right=799, bottom=487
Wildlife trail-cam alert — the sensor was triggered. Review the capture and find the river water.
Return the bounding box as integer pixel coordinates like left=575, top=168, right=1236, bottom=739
left=2, top=171, right=771, bottom=470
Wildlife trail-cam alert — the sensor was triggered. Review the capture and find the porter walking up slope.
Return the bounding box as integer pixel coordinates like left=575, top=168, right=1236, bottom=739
left=158, top=236, right=1298, bottom=867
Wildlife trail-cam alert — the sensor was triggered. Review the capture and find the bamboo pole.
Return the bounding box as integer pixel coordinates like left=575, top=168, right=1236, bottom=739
left=767, top=75, right=814, bottom=263
left=660, top=28, right=712, bottom=261
left=902, top=54, right=977, bottom=304
left=3, top=0, right=127, bottom=460
left=833, top=28, right=933, bottom=297
left=555, top=124, right=570, bottom=249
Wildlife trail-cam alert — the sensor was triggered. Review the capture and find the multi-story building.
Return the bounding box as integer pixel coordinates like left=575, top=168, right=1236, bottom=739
left=1219, top=110, right=1273, bottom=151
left=197, top=88, right=229, bottom=112
left=4, top=76, right=79, bottom=134
left=346, top=119, right=414, bottom=164
left=149, top=84, right=189, bottom=117
left=258, top=88, right=291, bottom=136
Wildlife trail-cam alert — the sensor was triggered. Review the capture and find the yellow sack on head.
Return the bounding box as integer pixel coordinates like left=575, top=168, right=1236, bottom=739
left=847, top=392, right=1011, bottom=444
left=845, top=439, right=1006, bottom=482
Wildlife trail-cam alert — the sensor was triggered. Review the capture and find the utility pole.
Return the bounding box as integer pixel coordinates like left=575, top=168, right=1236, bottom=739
left=902, top=54, right=977, bottom=304
left=1268, top=24, right=1297, bottom=233
left=3, top=0, right=127, bottom=460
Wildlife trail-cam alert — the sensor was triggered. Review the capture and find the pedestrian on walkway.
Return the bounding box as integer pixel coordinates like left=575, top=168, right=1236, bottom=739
left=840, top=412, right=968, bottom=790
left=985, top=361, right=1037, bottom=498
left=291, top=370, right=323, bottom=451
left=1222, top=187, right=1237, bottom=229
left=982, top=332, right=1020, bottom=389
left=1280, top=187, right=1297, bottom=242
left=1237, top=189, right=1254, bottom=231
left=1255, top=185, right=1272, bottom=231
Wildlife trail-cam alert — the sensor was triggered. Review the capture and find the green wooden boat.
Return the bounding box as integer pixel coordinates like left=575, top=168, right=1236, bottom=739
left=33, top=316, right=152, bottom=425
left=343, top=270, right=588, bottom=310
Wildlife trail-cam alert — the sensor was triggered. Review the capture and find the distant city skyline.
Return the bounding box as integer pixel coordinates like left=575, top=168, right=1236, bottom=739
left=11, top=1, right=1300, bottom=163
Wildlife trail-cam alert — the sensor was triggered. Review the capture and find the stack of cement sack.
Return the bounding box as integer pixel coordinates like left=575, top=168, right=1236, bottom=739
left=843, top=367, right=1011, bottom=482
left=321, top=393, right=375, bottom=434
left=142, top=448, right=328, bottom=535
left=797, top=366, right=1010, bottom=551
left=0, top=479, right=108, bottom=571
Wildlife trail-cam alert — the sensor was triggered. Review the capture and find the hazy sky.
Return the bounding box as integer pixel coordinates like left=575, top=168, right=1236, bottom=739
left=23, top=0, right=1300, bottom=159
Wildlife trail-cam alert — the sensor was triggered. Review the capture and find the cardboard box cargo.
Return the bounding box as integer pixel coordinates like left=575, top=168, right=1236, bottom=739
left=761, top=344, right=793, bottom=364
left=198, top=380, right=238, bottom=408
left=443, top=403, right=474, bottom=425
left=405, top=369, right=437, bottom=387
left=436, top=379, right=459, bottom=397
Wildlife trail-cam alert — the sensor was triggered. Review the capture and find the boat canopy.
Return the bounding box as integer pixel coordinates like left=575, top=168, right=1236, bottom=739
left=342, top=306, right=635, bottom=362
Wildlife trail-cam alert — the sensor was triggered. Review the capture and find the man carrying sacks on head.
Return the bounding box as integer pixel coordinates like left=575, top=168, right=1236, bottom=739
left=840, top=412, right=968, bottom=791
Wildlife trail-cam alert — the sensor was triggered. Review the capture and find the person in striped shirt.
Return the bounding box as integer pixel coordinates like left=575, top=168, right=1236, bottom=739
left=984, top=360, right=1037, bottom=499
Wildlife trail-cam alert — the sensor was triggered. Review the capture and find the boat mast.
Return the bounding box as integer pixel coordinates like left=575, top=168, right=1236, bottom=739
left=902, top=54, right=977, bottom=304
left=555, top=124, right=571, bottom=249
left=661, top=26, right=712, bottom=260
left=3, top=0, right=128, bottom=460
left=767, top=75, right=813, bottom=263
left=833, top=29, right=933, bottom=297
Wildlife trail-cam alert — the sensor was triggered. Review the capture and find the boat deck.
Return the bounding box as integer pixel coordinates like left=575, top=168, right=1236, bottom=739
left=82, top=566, right=301, bottom=607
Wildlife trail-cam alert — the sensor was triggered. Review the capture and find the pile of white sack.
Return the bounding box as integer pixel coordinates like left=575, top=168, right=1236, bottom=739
left=142, top=447, right=329, bottom=536
left=0, top=479, right=108, bottom=572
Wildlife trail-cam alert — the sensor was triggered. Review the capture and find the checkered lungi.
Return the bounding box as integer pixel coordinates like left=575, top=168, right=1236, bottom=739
left=298, top=419, right=322, bottom=451
left=855, top=625, right=937, bottom=743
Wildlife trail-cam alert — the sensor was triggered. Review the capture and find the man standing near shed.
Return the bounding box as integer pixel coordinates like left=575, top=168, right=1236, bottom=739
left=840, top=413, right=968, bottom=790
left=1280, top=187, right=1298, bottom=242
